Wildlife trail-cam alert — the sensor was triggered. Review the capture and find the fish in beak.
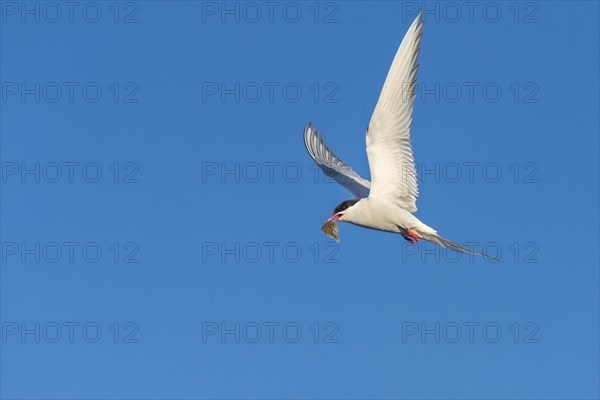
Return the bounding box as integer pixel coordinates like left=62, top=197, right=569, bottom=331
left=321, top=213, right=342, bottom=242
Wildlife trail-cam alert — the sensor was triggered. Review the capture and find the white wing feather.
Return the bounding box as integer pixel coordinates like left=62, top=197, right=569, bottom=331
left=304, top=122, right=371, bottom=198
left=366, top=13, right=423, bottom=212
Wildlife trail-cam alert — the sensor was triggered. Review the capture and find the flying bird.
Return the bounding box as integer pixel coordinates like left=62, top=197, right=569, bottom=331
left=304, top=13, right=494, bottom=259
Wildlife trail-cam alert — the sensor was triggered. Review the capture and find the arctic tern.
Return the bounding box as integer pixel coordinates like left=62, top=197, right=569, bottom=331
left=305, top=12, right=494, bottom=259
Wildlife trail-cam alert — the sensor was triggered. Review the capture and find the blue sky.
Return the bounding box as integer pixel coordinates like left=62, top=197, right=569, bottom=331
left=1, top=1, right=599, bottom=399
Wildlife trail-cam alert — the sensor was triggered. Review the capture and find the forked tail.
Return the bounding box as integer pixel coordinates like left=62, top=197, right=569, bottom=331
left=420, top=232, right=501, bottom=261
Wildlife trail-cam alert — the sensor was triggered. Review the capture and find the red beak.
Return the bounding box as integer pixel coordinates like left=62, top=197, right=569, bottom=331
left=324, top=213, right=342, bottom=224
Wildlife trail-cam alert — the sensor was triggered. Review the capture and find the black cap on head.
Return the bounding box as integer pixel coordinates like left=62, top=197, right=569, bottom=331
left=333, top=199, right=360, bottom=214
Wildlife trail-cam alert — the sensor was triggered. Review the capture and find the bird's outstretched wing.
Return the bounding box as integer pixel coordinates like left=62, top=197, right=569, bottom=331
left=365, top=13, right=423, bottom=212
left=304, top=122, right=371, bottom=198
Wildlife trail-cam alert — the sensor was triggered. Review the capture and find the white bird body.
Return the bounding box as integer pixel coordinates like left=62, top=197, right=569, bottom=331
left=305, top=12, right=493, bottom=258
left=339, top=197, right=436, bottom=238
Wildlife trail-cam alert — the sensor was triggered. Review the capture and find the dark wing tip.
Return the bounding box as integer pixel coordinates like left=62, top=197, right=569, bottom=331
left=304, top=121, right=318, bottom=161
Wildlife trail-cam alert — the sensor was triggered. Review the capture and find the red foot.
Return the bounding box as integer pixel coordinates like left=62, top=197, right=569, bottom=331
left=402, top=228, right=420, bottom=244
left=407, top=228, right=419, bottom=242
